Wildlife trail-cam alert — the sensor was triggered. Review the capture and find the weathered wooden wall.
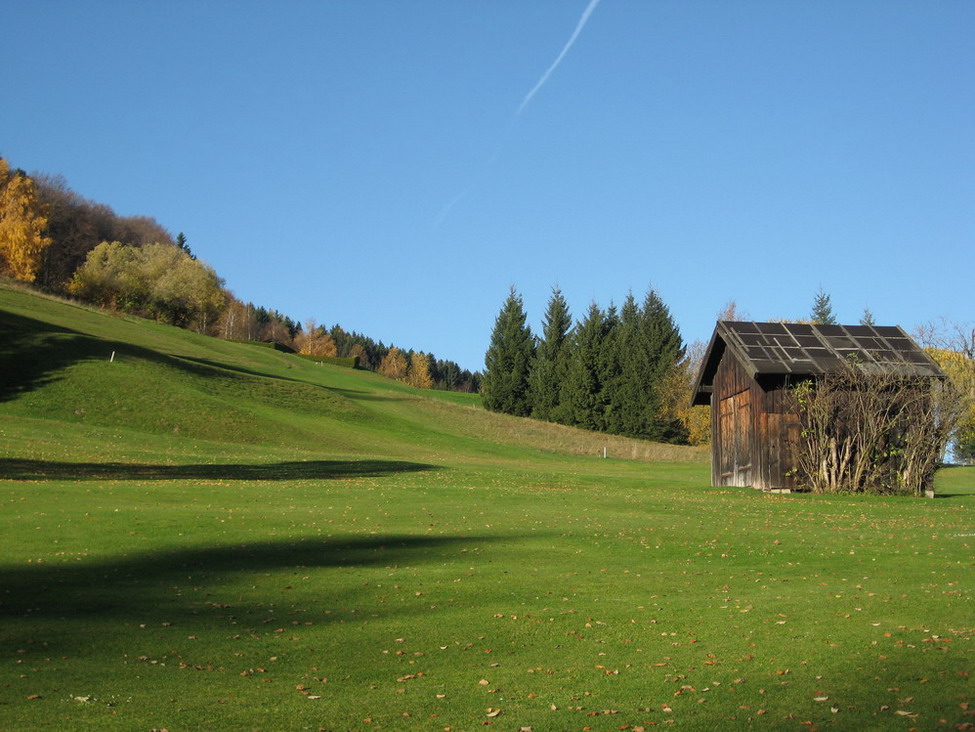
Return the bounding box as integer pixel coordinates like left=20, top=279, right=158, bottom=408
left=711, top=354, right=756, bottom=487
left=710, top=356, right=802, bottom=491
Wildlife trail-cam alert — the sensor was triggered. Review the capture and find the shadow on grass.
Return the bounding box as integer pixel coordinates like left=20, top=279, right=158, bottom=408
left=0, top=310, right=248, bottom=401
left=0, top=535, right=490, bottom=621
left=0, top=309, right=409, bottom=406
left=0, top=309, right=99, bottom=401
left=0, top=458, right=439, bottom=481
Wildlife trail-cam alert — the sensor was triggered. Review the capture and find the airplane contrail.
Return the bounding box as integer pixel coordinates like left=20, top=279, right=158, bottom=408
left=433, top=1, right=602, bottom=230
left=517, top=0, right=602, bottom=115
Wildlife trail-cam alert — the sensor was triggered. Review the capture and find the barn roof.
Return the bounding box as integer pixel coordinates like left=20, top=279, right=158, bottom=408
left=691, top=321, right=943, bottom=406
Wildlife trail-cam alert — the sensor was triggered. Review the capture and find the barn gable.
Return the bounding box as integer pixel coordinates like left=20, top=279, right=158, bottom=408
left=692, top=321, right=942, bottom=491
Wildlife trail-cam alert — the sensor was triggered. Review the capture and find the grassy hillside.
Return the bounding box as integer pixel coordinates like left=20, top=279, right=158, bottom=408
left=0, top=283, right=705, bottom=466
left=1, top=282, right=972, bottom=731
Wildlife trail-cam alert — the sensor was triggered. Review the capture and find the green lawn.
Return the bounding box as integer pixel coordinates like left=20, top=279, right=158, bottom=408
left=1, top=284, right=972, bottom=731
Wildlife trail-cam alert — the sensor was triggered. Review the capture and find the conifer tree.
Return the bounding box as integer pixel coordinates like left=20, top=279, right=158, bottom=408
left=640, top=288, right=687, bottom=442
left=562, top=302, right=609, bottom=430
left=860, top=307, right=875, bottom=326
left=810, top=287, right=838, bottom=325
left=605, top=292, right=644, bottom=435
left=596, top=302, right=622, bottom=430
left=530, top=287, right=572, bottom=422
left=481, top=287, right=535, bottom=416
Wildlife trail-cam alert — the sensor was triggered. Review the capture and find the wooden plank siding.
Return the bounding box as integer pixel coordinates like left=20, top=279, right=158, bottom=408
left=710, top=350, right=801, bottom=491
left=711, top=353, right=757, bottom=487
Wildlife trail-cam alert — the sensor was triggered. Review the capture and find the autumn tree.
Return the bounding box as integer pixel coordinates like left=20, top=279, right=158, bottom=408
left=148, top=246, right=225, bottom=329
left=32, top=173, right=174, bottom=289
left=672, top=339, right=711, bottom=446
left=347, top=343, right=369, bottom=370
left=216, top=297, right=258, bottom=341
left=916, top=320, right=975, bottom=463
left=294, top=319, right=338, bottom=357
left=717, top=299, right=748, bottom=322
left=0, top=158, right=52, bottom=282
left=481, top=287, right=535, bottom=416
left=33, top=173, right=120, bottom=288
left=378, top=347, right=409, bottom=381
left=407, top=352, right=434, bottom=389
left=67, top=241, right=225, bottom=330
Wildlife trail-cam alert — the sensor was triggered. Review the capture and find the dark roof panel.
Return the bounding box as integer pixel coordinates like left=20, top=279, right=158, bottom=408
left=691, top=321, right=944, bottom=404
left=875, top=326, right=903, bottom=337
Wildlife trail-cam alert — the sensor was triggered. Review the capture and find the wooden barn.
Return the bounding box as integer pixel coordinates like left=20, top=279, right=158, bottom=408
left=691, top=321, right=943, bottom=491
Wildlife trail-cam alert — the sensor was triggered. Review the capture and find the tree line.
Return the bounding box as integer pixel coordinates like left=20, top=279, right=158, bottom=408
left=0, top=155, right=478, bottom=393
left=481, top=286, right=702, bottom=444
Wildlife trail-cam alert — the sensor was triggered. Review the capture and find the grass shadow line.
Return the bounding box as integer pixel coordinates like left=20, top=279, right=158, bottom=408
left=0, top=458, right=441, bottom=482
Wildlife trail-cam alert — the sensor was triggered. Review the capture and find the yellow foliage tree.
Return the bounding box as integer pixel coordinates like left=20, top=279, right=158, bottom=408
left=916, top=321, right=975, bottom=462
left=406, top=352, right=434, bottom=389
left=926, top=347, right=975, bottom=461
left=294, top=319, right=338, bottom=357
left=654, top=339, right=711, bottom=446
left=0, top=158, right=52, bottom=282
left=378, top=347, right=408, bottom=381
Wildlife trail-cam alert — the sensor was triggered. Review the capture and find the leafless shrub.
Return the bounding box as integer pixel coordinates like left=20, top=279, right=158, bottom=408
left=793, top=360, right=961, bottom=495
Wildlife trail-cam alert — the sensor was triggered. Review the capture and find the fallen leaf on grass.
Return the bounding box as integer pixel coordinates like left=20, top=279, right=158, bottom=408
left=486, top=708, right=502, bottom=718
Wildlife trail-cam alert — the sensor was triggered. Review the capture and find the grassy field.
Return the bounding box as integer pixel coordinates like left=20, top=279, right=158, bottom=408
left=1, top=283, right=972, bottom=731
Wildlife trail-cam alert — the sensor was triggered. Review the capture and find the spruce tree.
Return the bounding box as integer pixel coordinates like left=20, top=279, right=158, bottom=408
left=530, top=287, right=572, bottom=421
left=810, top=287, right=838, bottom=325
left=562, top=302, right=608, bottom=430
left=481, top=287, right=535, bottom=416
left=606, top=292, right=644, bottom=436
left=597, top=302, right=623, bottom=432
left=640, top=288, right=687, bottom=442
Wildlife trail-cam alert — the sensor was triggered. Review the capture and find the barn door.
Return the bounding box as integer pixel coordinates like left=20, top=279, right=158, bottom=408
left=719, top=390, right=751, bottom=486
left=766, top=411, right=801, bottom=490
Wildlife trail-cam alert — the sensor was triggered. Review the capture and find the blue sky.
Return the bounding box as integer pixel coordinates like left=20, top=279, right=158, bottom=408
left=4, top=1, right=972, bottom=371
